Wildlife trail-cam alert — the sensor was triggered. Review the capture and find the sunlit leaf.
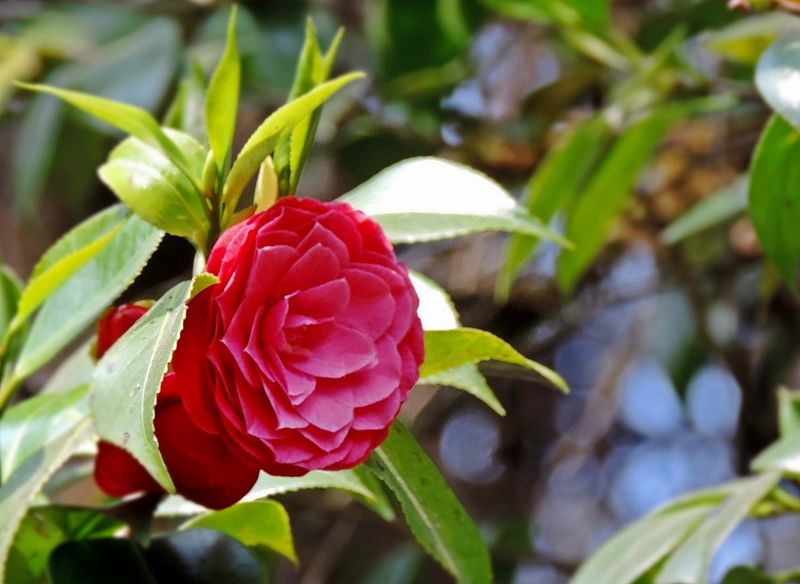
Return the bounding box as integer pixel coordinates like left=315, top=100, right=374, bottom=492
left=91, top=274, right=218, bottom=491
left=368, top=423, right=492, bottom=584
left=183, top=501, right=296, bottom=563
left=341, top=157, right=571, bottom=245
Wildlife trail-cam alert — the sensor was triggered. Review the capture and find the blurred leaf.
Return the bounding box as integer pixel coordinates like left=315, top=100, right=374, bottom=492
left=48, top=539, right=155, bottom=584
left=720, top=566, right=775, bottom=584
left=481, top=0, right=609, bottom=33
left=0, top=268, right=22, bottom=343
left=222, top=72, right=364, bottom=217
left=145, top=529, right=266, bottom=584
left=662, top=175, right=749, bottom=245
left=572, top=504, right=713, bottom=584
left=0, top=417, right=91, bottom=581
left=99, top=129, right=210, bottom=246
left=39, top=342, right=94, bottom=397
left=749, top=115, right=800, bottom=289
left=756, top=31, right=800, bottom=131
left=7, top=506, right=124, bottom=583
left=361, top=546, right=424, bottom=584
left=14, top=18, right=181, bottom=218
left=16, top=82, right=197, bottom=190
left=12, top=209, right=163, bottom=384
left=165, top=63, right=207, bottom=143
left=752, top=420, right=800, bottom=473
left=421, top=328, right=567, bottom=393
left=340, top=157, right=571, bottom=245
left=777, top=387, right=800, bottom=437
left=410, top=272, right=503, bottom=414
left=497, top=115, right=611, bottom=299
left=183, top=500, right=296, bottom=563
left=654, top=472, right=780, bottom=584
left=368, top=422, right=492, bottom=584
left=706, top=13, right=800, bottom=65
left=10, top=225, right=121, bottom=333
left=92, top=274, right=217, bottom=492
left=0, top=385, right=89, bottom=482
left=557, top=98, right=730, bottom=292
left=205, top=7, right=240, bottom=178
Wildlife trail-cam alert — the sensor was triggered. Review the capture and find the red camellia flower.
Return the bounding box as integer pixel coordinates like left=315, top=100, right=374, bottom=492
left=175, top=197, right=424, bottom=475
left=93, top=306, right=259, bottom=509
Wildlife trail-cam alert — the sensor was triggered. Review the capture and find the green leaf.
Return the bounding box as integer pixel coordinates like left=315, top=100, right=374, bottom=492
left=720, top=566, right=775, bottom=584
left=39, top=341, right=94, bottom=395
left=12, top=209, right=163, bottom=383
left=756, top=31, right=800, bottom=131
left=662, top=175, right=748, bottom=245
left=571, top=504, right=714, bottom=584
left=183, top=500, right=296, bottom=563
left=368, top=422, right=492, bottom=584
left=340, top=157, right=571, bottom=245
left=98, top=129, right=210, bottom=245
left=654, top=472, right=781, bottom=584
left=752, top=423, right=800, bottom=473
left=706, top=13, right=800, bottom=65
left=421, top=328, right=567, bottom=393
left=777, top=386, right=800, bottom=437
left=0, top=385, right=89, bottom=482
left=48, top=539, right=156, bottom=584
left=410, top=272, right=503, bottom=415
left=205, top=6, right=240, bottom=177
left=0, top=418, right=91, bottom=582
left=7, top=506, right=124, bottom=584
left=222, top=72, right=365, bottom=214
left=164, top=63, right=207, bottom=143
left=15, top=82, right=198, bottom=190
left=556, top=100, right=719, bottom=292
left=497, top=115, right=610, bottom=300
left=91, top=274, right=218, bottom=491
left=748, top=115, right=800, bottom=289
left=11, top=223, right=121, bottom=331
left=0, top=268, right=22, bottom=342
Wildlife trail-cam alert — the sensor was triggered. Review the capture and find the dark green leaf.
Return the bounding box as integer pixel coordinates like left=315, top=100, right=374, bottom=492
left=0, top=268, right=22, bottom=342
left=368, top=423, right=492, bottom=584
left=183, top=500, right=296, bottom=563
left=341, top=157, right=571, bottom=245
left=756, top=31, right=800, bottom=131
left=98, top=129, right=210, bottom=245
left=205, top=7, right=240, bottom=177
left=0, top=385, right=89, bottom=481
left=421, top=328, right=566, bottom=393
left=91, top=274, right=217, bottom=491
left=748, top=115, right=800, bottom=288
left=497, top=115, right=610, bottom=300
left=655, top=473, right=780, bottom=584
left=720, top=566, right=775, bottom=584
left=662, top=175, right=748, bottom=245
left=145, top=529, right=266, bottom=584
left=48, top=539, right=155, bottom=584
left=12, top=209, right=163, bottom=383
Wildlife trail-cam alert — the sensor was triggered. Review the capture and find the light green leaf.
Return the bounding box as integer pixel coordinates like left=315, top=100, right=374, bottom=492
left=0, top=418, right=91, bottom=584
left=244, top=467, right=395, bottom=521
left=341, top=157, right=571, bottom=245
left=556, top=100, right=720, bottom=292
left=752, top=423, right=800, bottom=474
left=39, top=341, right=94, bottom=396
left=778, top=387, right=800, bottom=438
left=0, top=385, right=89, bottom=482
left=15, top=82, right=197, bottom=189
left=183, top=500, right=296, bottom=563
left=748, top=115, right=800, bottom=289
left=91, top=274, right=217, bottom=491
left=368, top=423, right=492, bottom=584
left=497, top=115, right=610, bottom=300
left=662, top=176, right=748, bottom=245
left=756, top=31, right=800, bottom=131
left=11, top=224, right=121, bottom=331
left=707, top=13, right=800, bottom=65
left=655, top=472, right=781, bottom=584
left=205, top=6, right=240, bottom=177
left=13, top=210, right=163, bottom=383
left=222, top=72, right=365, bottom=214
left=571, top=504, right=713, bottom=584
left=98, top=129, right=210, bottom=246
left=422, top=328, right=567, bottom=393
left=410, top=272, right=503, bottom=415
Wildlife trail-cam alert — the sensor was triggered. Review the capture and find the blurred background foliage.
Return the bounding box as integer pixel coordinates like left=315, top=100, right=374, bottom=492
left=1, top=0, right=799, bottom=582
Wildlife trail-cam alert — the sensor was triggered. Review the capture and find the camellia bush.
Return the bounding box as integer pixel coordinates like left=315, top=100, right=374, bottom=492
left=0, top=8, right=569, bottom=584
